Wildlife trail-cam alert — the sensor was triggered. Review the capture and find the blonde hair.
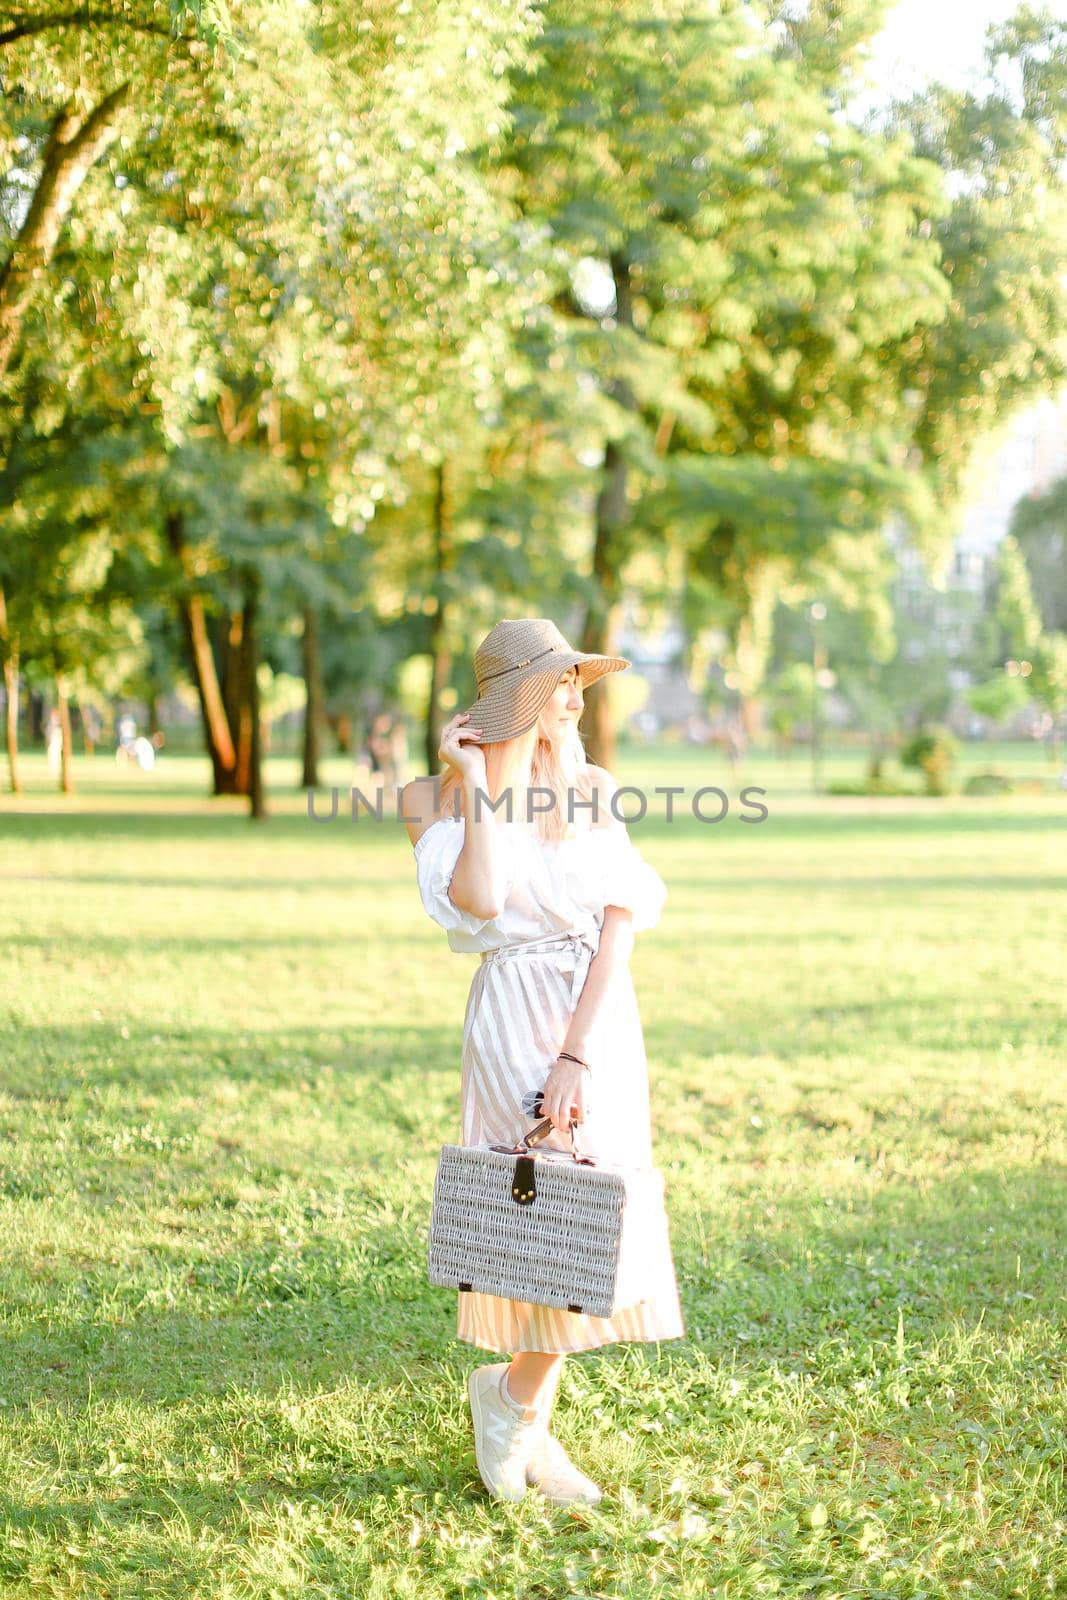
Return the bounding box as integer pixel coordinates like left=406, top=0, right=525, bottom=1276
left=436, top=677, right=595, bottom=845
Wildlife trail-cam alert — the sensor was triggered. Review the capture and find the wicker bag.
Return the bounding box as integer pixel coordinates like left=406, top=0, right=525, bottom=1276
left=427, top=1114, right=670, bottom=1319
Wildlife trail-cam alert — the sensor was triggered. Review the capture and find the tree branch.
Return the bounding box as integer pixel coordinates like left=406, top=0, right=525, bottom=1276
left=0, top=80, right=132, bottom=377
left=0, top=10, right=175, bottom=47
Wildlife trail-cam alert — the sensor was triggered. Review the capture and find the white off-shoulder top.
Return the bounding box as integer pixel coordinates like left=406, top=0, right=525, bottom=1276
left=413, top=815, right=667, bottom=953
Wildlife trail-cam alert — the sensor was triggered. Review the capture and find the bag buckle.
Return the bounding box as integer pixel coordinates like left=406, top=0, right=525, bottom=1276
left=512, top=1155, right=537, bottom=1205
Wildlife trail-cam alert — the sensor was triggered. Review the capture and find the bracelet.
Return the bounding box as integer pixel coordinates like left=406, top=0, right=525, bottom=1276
left=557, top=1049, right=590, bottom=1071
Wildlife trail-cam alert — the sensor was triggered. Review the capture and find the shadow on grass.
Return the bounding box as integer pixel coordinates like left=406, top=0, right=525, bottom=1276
left=672, top=874, right=1067, bottom=892
left=0, top=1020, right=449, bottom=1102
left=0, top=874, right=377, bottom=894
left=1, top=805, right=1064, bottom=852
left=644, top=994, right=1067, bottom=1056
left=0, top=811, right=404, bottom=847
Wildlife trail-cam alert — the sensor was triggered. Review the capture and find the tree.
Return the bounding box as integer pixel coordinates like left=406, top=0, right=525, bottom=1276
left=891, top=8, right=1067, bottom=531
left=1029, top=631, right=1067, bottom=763
left=543, top=0, right=953, bottom=736
left=1011, top=472, right=1067, bottom=634
left=0, top=1, right=223, bottom=387
left=4, top=0, right=543, bottom=809
left=631, top=0, right=946, bottom=740
left=0, top=1, right=218, bottom=787
left=677, top=4, right=1067, bottom=737
left=966, top=673, right=1031, bottom=729
left=0, top=300, right=157, bottom=792
left=498, top=0, right=782, bottom=766
left=970, top=531, right=1043, bottom=684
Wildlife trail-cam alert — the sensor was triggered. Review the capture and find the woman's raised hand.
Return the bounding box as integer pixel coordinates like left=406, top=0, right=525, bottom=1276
left=438, top=711, right=486, bottom=783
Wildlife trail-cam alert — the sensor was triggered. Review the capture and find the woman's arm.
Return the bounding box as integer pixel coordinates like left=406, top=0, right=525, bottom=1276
left=405, top=717, right=508, bottom=922
left=448, top=772, right=510, bottom=920
left=561, top=904, right=634, bottom=1060
left=539, top=905, right=633, bottom=1134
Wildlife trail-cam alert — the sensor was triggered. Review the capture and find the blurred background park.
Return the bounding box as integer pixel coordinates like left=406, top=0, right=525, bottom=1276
left=3, top=0, right=1067, bottom=808
left=1, top=2, right=1065, bottom=1596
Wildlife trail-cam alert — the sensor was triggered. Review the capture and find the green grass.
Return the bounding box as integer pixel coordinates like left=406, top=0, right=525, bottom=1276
left=0, top=750, right=1064, bottom=1598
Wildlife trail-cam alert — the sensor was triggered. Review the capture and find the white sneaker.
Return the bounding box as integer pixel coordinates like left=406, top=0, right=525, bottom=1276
left=467, top=1362, right=544, bottom=1502
left=525, top=1426, right=604, bottom=1506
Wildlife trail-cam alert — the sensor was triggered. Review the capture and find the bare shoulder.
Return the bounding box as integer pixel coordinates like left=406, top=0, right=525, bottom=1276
left=401, top=777, right=451, bottom=850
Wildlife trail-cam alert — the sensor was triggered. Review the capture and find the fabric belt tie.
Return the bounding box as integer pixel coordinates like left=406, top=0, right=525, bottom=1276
left=479, top=930, right=600, bottom=1008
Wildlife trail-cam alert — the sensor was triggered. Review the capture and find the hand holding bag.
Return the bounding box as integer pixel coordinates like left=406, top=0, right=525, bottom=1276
left=427, top=1111, right=671, bottom=1319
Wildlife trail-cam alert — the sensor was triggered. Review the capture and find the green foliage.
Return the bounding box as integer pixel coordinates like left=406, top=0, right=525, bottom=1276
left=170, top=0, right=237, bottom=53
left=2, top=0, right=554, bottom=740
left=899, top=723, right=960, bottom=795
left=0, top=330, right=153, bottom=693
left=1028, top=630, right=1067, bottom=718
left=990, top=533, right=1043, bottom=661
left=5, top=0, right=1067, bottom=775
left=1011, top=473, right=1067, bottom=633
left=654, top=6, right=953, bottom=701
left=966, top=673, right=1031, bottom=726
left=890, top=12, right=1067, bottom=527
left=765, top=660, right=817, bottom=744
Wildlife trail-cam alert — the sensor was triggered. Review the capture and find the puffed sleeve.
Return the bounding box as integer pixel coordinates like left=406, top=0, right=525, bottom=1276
left=594, top=825, right=668, bottom=933
left=414, top=820, right=512, bottom=937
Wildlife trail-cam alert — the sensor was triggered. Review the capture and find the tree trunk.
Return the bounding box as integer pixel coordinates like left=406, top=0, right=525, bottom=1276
left=580, top=253, right=637, bottom=774
left=28, top=689, right=43, bottom=745
left=240, top=568, right=265, bottom=818
left=734, top=605, right=765, bottom=745
left=165, top=510, right=238, bottom=794
left=0, top=585, right=21, bottom=793
left=0, top=85, right=131, bottom=379
left=56, top=672, right=74, bottom=794
left=866, top=726, right=889, bottom=784
left=228, top=607, right=250, bottom=797
left=426, top=461, right=454, bottom=774
left=729, top=563, right=780, bottom=745
left=581, top=439, right=630, bottom=772
left=579, top=479, right=626, bottom=773
left=738, top=695, right=763, bottom=743
left=3, top=654, right=19, bottom=792
left=219, top=608, right=245, bottom=787
left=301, top=604, right=324, bottom=789
left=326, top=710, right=353, bottom=754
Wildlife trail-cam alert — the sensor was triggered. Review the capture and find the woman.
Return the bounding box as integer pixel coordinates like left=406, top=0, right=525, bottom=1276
left=403, top=617, right=686, bottom=1508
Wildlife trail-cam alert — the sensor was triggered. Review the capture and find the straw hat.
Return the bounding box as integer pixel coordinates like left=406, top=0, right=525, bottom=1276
left=462, top=618, right=631, bottom=744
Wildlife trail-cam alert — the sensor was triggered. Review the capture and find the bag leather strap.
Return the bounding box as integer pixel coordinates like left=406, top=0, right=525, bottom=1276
left=489, top=1114, right=596, bottom=1167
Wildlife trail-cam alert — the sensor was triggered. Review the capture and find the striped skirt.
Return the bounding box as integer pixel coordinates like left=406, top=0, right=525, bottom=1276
left=455, top=931, right=686, bottom=1355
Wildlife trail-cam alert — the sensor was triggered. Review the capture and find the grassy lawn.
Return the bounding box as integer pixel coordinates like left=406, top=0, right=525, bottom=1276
left=0, top=749, right=1064, bottom=1598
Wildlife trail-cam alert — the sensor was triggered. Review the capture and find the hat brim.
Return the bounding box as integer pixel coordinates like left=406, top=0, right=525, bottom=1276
left=464, top=649, right=631, bottom=744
